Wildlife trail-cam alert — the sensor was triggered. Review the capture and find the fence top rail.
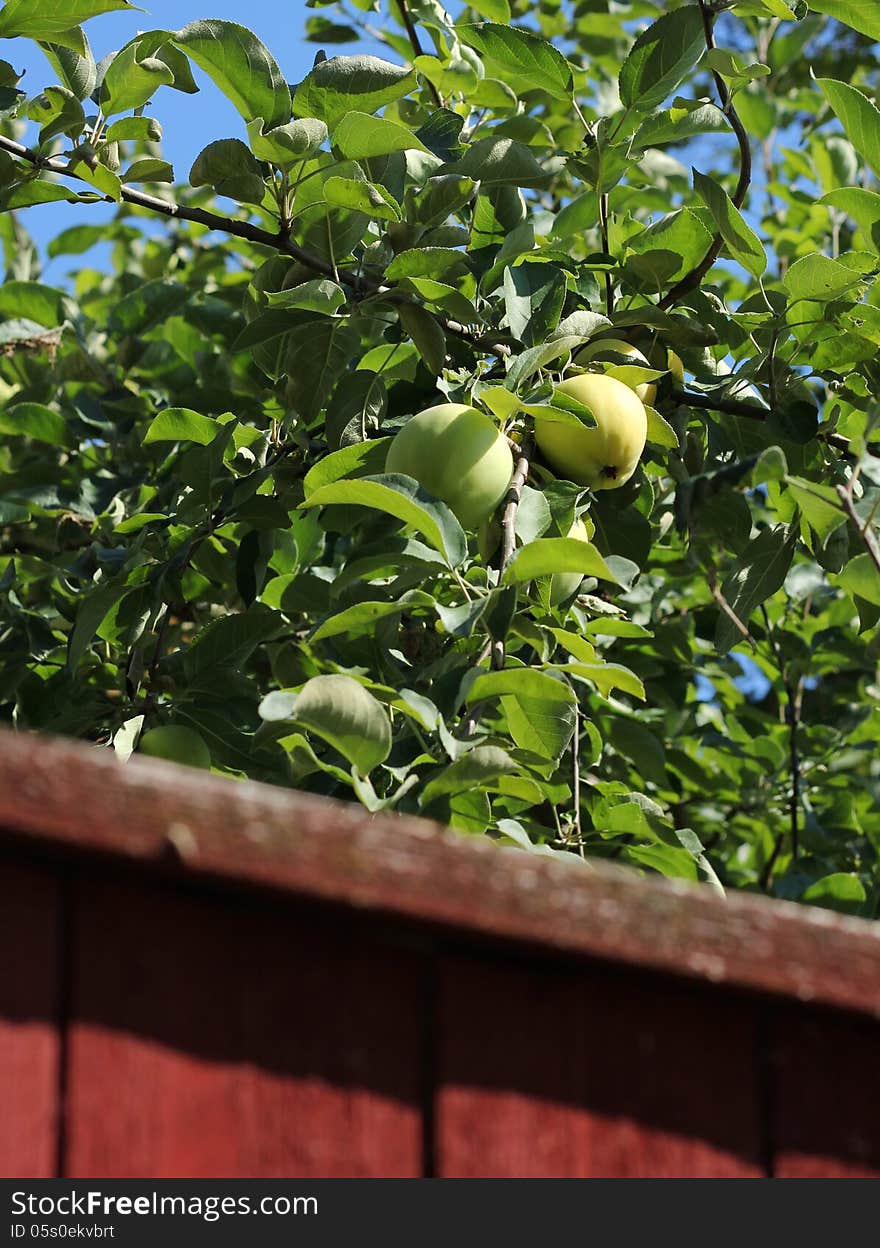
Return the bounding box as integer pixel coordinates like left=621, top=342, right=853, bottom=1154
left=2, top=727, right=879, bottom=1016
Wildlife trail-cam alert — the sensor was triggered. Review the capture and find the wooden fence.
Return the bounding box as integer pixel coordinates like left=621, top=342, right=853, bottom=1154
left=1, top=728, right=879, bottom=1178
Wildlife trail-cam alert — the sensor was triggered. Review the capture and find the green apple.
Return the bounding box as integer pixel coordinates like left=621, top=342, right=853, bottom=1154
left=549, top=517, right=591, bottom=605
left=575, top=336, right=657, bottom=405
left=385, top=403, right=514, bottom=530
left=535, top=373, right=647, bottom=490
left=139, top=724, right=212, bottom=770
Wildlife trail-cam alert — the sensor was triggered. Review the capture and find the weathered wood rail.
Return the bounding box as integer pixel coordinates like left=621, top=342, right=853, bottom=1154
left=1, top=728, right=879, bottom=1177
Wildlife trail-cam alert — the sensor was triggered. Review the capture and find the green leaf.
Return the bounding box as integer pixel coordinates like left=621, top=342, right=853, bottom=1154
left=820, top=188, right=880, bottom=252
left=633, top=100, right=726, bottom=149
left=46, top=222, right=123, bottom=256
left=107, top=279, right=189, bottom=334
left=457, top=23, right=573, bottom=101
left=625, top=207, right=714, bottom=287
left=27, top=84, right=84, bottom=144
left=283, top=318, right=360, bottom=422
left=421, top=745, right=518, bottom=805
left=266, top=279, right=346, bottom=314
left=0, top=280, right=67, bottom=326
left=105, top=115, right=162, bottom=142
left=67, top=157, right=121, bottom=202
left=143, top=407, right=221, bottom=446
left=559, top=660, right=646, bottom=700
left=467, top=0, right=511, bottom=22
left=0, top=180, right=81, bottom=208
left=693, top=168, right=766, bottom=278
left=503, top=264, right=566, bottom=347
left=800, top=871, right=866, bottom=914
left=702, top=49, right=770, bottom=86
left=37, top=33, right=96, bottom=100
left=247, top=117, right=327, bottom=167
left=263, top=674, right=391, bottom=774
left=808, top=1, right=880, bottom=41
left=505, top=336, right=585, bottom=390
left=122, top=158, right=173, bottom=184
left=174, top=20, right=290, bottom=128
left=323, top=175, right=401, bottom=221
left=302, top=442, right=391, bottom=499
left=66, top=579, right=130, bottom=673
left=785, top=476, right=845, bottom=540
left=293, top=54, right=417, bottom=129
left=644, top=405, right=679, bottom=449
left=817, top=77, right=880, bottom=180
left=184, top=603, right=282, bottom=678
left=0, top=0, right=136, bottom=38
left=99, top=38, right=174, bottom=115
left=502, top=538, right=616, bottom=586
left=301, top=475, right=467, bottom=568
left=783, top=252, right=866, bottom=302
left=715, top=524, right=798, bottom=653
left=332, top=111, right=429, bottom=159
left=619, top=6, right=707, bottom=113
left=190, top=138, right=265, bottom=204
left=311, top=592, right=434, bottom=642
left=444, top=136, right=550, bottom=188
left=0, top=402, right=70, bottom=446
left=837, top=552, right=880, bottom=607
left=467, top=668, right=577, bottom=761
left=398, top=302, right=446, bottom=375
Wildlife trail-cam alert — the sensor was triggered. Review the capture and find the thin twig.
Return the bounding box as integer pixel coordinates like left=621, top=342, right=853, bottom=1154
left=709, top=571, right=757, bottom=650
left=498, top=441, right=532, bottom=576
left=598, top=191, right=614, bottom=316
left=836, top=484, right=880, bottom=578
left=658, top=0, right=752, bottom=310
left=0, top=133, right=509, bottom=359
left=395, top=0, right=442, bottom=106
left=671, top=387, right=880, bottom=459
left=759, top=603, right=801, bottom=888
left=571, top=713, right=584, bottom=855
left=461, top=440, right=532, bottom=737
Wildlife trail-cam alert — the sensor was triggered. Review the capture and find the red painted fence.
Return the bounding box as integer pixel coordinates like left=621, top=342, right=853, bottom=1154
left=1, top=728, right=879, bottom=1178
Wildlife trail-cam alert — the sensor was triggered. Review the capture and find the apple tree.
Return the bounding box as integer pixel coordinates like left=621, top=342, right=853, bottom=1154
left=1, top=0, right=879, bottom=916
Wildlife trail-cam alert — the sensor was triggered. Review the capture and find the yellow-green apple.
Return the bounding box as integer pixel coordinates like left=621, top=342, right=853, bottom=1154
left=385, top=403, right=513, bottom=529
left=535, top=373, right=647, bottom=490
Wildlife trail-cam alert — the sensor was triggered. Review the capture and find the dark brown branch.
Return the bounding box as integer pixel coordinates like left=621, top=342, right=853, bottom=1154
left=658, top=0, right=753, bottom=310
left=0, top=133, right=508, bottom=359
left=395, top=0, right=442, bottom=107
left=671, top=387, right=880, bottom=460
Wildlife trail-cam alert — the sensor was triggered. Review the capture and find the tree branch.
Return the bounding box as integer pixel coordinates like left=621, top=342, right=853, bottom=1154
left=0, top=133, right=509, bottom=359
left=671, top=387, right=880, bottom=460
left=709, top=571, right=757, bottom=650
left=461, top=440, right=532, bottom=737
left=836, top=484, right=880, bottom=579
left=395, top=0, right=442, bottom=107
left=759, top=604, right=801, bottom=889
left=658, top=0, right=752, bottom=310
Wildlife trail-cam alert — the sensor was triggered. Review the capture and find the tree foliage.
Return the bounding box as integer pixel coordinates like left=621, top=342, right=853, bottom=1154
left=1, top=0, right=879, bottom=916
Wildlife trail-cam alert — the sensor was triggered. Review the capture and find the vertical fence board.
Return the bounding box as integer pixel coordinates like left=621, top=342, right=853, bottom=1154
left=0, top=861, right=61, bottom=1178
left=64, top=876, right=423, bottom=1178
left=435, top=954, right=764, bottom=1178
left=771, top=1009, right=880, bottom=1177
